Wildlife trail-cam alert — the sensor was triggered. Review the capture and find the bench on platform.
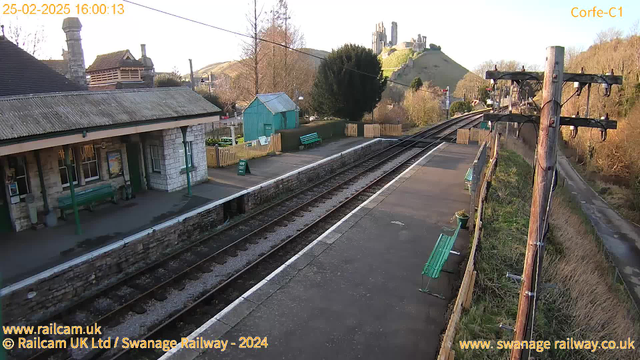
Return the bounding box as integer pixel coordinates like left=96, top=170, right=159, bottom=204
left=300, top=132, right=322, bottom=147
left=419, top=223, right=462, bottom=299
left=464, top=167, right=473, bottom=193
left=58, top=184, right=117, bottom=220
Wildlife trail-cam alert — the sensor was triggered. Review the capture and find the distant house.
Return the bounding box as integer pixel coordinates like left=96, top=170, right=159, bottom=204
left=86, top=47, right=155, bottom=90
left=243, top=93, right=299, bottom=142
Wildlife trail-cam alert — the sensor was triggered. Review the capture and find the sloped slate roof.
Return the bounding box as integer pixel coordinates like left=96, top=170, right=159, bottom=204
left=86, top=50, right=144, bottom=72
left=0, top=37, right=83, bottom=96
left=255, top=92, right=297, bottom=114
left=0, top=87, right=221, bottom=142
left=42, top=59, right=70, bottom=76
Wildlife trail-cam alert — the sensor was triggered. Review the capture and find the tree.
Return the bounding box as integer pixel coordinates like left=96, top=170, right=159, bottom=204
left=453, top=72, right=488, bottom=100
left=311, top=44, right=387, bottom=121
left=450, top=101, right=472, bottom=114
left=410, top=77, right=423, bottom=91
left=403, top=82, right=442, bottom=126
left=1, top=20, right=45, bottom=57
left=595, top=27, right=623, bottom=44
left=196, top=88, right=225, bottom=110
left=237, top=0, right=264, bottom=98
left=155, top=68, right=182, bottom=87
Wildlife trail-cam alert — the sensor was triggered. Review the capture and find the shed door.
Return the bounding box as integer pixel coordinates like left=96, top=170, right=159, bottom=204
left=264, top=124, right=273, bottom=137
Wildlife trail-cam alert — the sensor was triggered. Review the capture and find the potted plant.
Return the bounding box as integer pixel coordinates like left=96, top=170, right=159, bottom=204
left=455, top=209, right=469, bottom=228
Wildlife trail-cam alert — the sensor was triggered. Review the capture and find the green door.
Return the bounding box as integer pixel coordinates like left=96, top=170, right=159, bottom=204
left=264, top=124, right=273, bottom=137
left=126, top=143, right=143, bottom=193
left=0, top=181, right=12, bottom=233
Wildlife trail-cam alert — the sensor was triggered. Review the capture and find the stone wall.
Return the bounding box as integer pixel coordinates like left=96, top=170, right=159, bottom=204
left=163, top=125, right=207, bottom=192
left=0, top=139, right=391, bottom=325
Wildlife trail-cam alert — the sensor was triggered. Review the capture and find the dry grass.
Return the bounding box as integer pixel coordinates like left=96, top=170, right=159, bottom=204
left=455, top=149, right=639, bottom=360
left=547, top=191, right=640, bottom=357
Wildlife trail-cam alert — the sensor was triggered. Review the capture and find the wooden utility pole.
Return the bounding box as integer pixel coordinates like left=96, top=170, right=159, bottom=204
left=511, top=46, right=564, bottom=360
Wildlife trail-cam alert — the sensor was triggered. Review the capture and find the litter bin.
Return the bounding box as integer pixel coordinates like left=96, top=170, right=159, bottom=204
left=26, top=194, right=37, bottom=225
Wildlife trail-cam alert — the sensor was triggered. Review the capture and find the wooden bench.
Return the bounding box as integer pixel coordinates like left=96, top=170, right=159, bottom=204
left=419, top=223, right=462, bottom=299
left=58, top=184, right=117, bottom=220
left=300, top=132, right=322, bottom=147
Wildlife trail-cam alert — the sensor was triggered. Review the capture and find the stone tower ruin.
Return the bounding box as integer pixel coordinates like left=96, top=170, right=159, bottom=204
left=390, top=22, right=398, bottom=47
left=371, top=22, right=387, bottom=55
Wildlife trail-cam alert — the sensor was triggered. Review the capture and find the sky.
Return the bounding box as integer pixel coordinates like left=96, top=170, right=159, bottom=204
left=2, top=0, right=639, bottom=74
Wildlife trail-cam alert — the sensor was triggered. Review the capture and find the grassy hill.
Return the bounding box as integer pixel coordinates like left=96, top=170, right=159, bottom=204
left=387, top=49, right=470, bottom=93
left=195, top=48, right=329, bottom=78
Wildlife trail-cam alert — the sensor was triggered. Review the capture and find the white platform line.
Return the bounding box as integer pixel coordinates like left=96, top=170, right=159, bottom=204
left=159, top=142, right=446, bottom=359
left=1, top=139, right=392, bottom=297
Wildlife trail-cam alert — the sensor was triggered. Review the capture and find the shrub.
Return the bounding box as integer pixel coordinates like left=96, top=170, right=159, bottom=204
left=450, top=101, right=473, bottom=114
left=402, top=82, right=442, bottom=126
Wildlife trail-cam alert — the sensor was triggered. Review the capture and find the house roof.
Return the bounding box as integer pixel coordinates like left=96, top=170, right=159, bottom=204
left=0, top=37, right=83, bottom=97
left=42, top=59, right=70, bottom=76
left=253, top=92, right=297, bottom=114
left=86, top=50, right=144, bottom=72
left=0, top=87, right=221, bottom=143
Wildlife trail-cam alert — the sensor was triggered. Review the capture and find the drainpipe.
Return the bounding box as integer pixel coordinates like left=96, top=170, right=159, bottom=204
left=34, top=150, right=49, bottom=214
left=180, top=126, right=192, bottom=197
left=65, top=145, right=82, bottom=235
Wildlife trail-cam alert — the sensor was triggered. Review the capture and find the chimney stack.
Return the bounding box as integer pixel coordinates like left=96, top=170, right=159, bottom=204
left=141, top=44, right=147, bottom=57
left=62, top=17, right=87, bottom=88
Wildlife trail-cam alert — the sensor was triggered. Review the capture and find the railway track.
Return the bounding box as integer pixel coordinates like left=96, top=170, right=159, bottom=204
left=9, top=111, right=485, bottom=360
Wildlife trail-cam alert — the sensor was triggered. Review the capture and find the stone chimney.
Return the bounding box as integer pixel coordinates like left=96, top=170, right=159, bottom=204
left=138, top=44, right=155, bottom=88
left=62, top=17, right=87, bottom=88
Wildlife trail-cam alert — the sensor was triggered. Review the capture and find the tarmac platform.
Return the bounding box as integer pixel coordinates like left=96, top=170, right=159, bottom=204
left=0, top=137, right=372, bottom=286
left=163, top=142, right=480, bottom=360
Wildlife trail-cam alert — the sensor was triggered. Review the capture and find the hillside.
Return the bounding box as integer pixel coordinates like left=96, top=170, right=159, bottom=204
left=195, top=48, right=329, bottom=78
left=387, top=49, right=470, bottom=93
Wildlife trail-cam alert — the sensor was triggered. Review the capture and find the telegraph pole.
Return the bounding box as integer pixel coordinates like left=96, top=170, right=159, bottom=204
left=511, top=46, right=564, bottom=360
left=189, top=59, right=195, bottom=91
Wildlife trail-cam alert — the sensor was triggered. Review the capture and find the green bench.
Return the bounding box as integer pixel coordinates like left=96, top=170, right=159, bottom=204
left=300, top=132, right=322, bottom=147
left=419, top=223, right=462, bottom=299
left=464, top=167, right=473, bottom=193
left=58, top=184, right=117, bottom=220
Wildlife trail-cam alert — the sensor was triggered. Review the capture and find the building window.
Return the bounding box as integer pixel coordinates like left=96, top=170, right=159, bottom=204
left=179, top=141, right=193, bottom=169
left=150, top=145, right=162, bottom=173
left=8, top=156, right=30, bottom=198
left=81, top=145, right=100, bottom=181
left=58, top=149, right=78, bottom=187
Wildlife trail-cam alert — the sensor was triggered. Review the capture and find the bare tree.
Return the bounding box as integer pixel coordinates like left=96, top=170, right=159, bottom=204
left=238, top=0, right=264, bottom=98
left=595, top=27, right=623, bottom=44
left=1, top=18, right=45, bottom=57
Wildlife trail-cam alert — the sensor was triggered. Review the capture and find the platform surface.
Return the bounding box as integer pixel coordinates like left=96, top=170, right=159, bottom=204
left=177, top=143, right=479, bottom=360
left=0, top=137, right=372, bottom=286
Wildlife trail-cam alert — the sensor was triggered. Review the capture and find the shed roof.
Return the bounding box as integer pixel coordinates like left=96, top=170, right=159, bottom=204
left=0, top=87, right=221, bottom=142
left=86, top=50, right=144, bottom=72
left=0, top=37, right=83, bottom=96
left=253, top=92, right=297, bottom=115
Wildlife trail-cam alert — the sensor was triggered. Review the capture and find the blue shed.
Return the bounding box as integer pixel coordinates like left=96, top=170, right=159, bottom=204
left=243, top=92, right=299, bottom=142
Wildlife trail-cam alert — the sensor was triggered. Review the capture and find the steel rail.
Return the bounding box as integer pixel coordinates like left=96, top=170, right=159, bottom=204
left=106, top=113, right=484, bottom=360
left=18, top=111, right=485, bottom=360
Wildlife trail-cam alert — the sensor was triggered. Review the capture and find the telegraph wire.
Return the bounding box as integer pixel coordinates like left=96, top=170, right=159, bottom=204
left=122, top=0, right=420, bottom=90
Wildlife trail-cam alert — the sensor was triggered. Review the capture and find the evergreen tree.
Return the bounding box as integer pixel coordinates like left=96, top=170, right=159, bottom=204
left=311, top=44, right=387, bottom=121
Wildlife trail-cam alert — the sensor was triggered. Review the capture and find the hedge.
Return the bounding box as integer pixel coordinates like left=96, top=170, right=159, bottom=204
left=277, top=120, right=346, bottom=151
